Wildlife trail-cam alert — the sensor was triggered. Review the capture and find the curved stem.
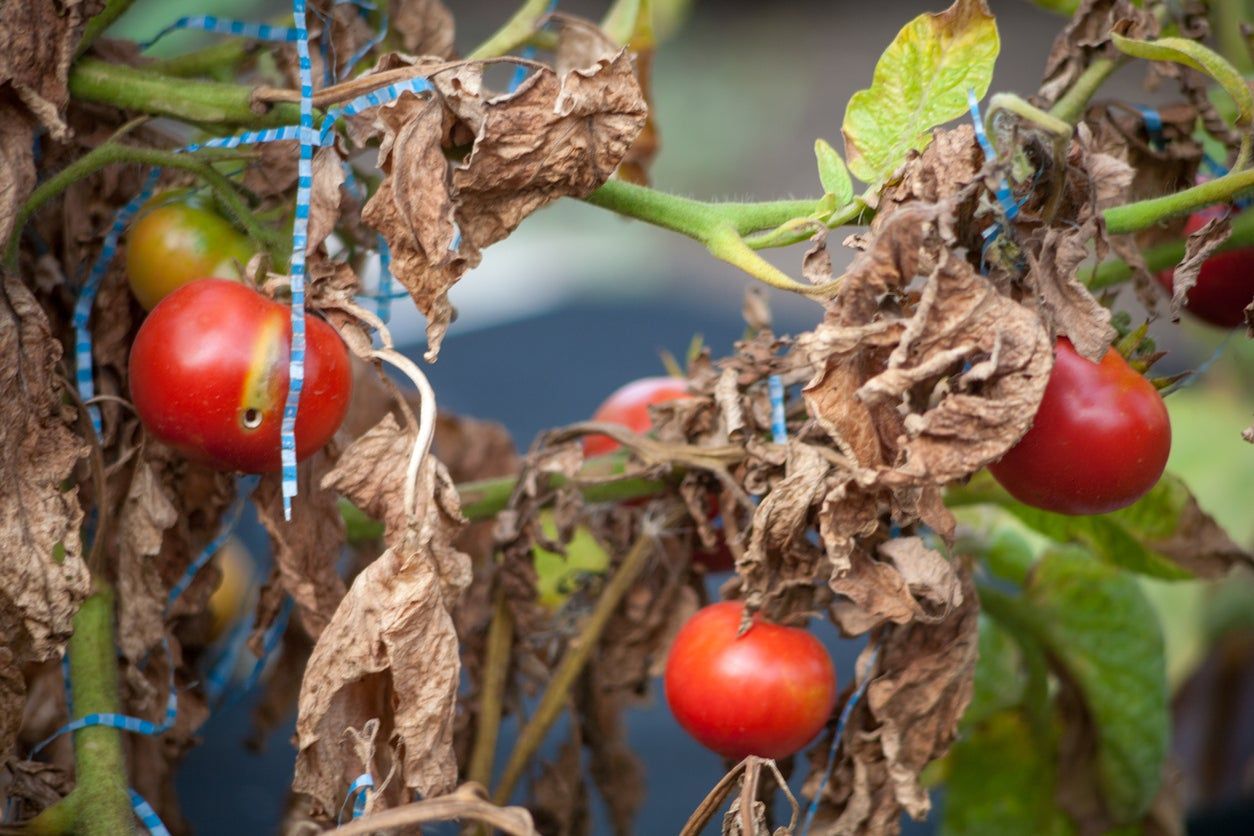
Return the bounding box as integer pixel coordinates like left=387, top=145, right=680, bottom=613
left=69, top=58, right=302, bottom=128
left=1103, top=166, right=1254, bottom=234
left=468, top=0, right=553, bottom=60
left=67, top=582, right=133, bottom=836
left=466, top=590, right=513, bottom=788
left=76, top=0, right=137, bottom=59
left=1047, top=57, right=1123, bottom=125
left=457, top=463, right=669, bottom=522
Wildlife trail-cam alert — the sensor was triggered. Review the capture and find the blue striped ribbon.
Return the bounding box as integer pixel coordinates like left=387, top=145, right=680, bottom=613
left=507, top=0, right=557, bottom=91
left=767, top=375, right=787, bottom=444
left=165, top=475, right=260, bottom=610
left=800, top=644, right=881, bottom=836
left=1135, top=105, right=1165, bottom=150
left=338, top=773, right=374, bottom=823
left=210, top=597, right=294, bottom=710
left=203, top=614, right=253, bottom=705
left=339, top=4, right=389, bottom=80
left=140, top=15, right=301, bottom=51
left=129, top=788, right=172, bottom=836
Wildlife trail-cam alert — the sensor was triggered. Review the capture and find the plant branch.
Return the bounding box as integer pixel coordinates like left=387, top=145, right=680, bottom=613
left=69, top=58, right=302, bottom=128
left=149, top=40, right=260, bottom=79
left=468, top=0, right=553, bottom=60
left=66, top=582, right=132, bottom=836
left=1213, top=0, right=1254, bottom=75
left=326, top=784, right=534, bottom=835
left=1103, top=166, right=1254, bottom=234
left=457, top=464, right=669, bottom=522
left=20, top=791, right=79, bottom=834
left=466, top=590, right=514, bottom=789
left=491, top=517, right=675, bottom=804
left=76, top=0, right=137, bottom=59
left=1047, top=57, right=1124, bottom=125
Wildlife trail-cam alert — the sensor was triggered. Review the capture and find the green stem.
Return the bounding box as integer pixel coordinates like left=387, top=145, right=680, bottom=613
left=5, top=143, right=285, bottom=267
left=21, top=791, right=79, bottom=834
left=69, top=58, right=302, bottom=128
left=76, top=0, right=137, bottom=59
left=491, top=520, right=670, bottom=805
left=458, top=466, right=668, bottom=522
left=66, top=582, right=132, bottom=836
left=1213, top=0, right=1254, bottom=75
left=149, top=40, right=259, bottom=79
left=1102, top=166, right=1254, bottom=234
left=1047, top=57, right=1123, bottom=125
left=468, top=0, right=553, bottom=60
left=1085, top=204, right=1254, bottom=289
left=584, top=179, right=820, bottom=239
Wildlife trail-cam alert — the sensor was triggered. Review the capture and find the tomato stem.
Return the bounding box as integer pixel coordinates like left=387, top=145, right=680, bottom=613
left=1047, top=57, right=1124, bottom=126
left=1103, top=166, right=1254, bottom=234
left=467, top=0, right=553, bottom=60
left=1085, top=205, right=1254, bottom=289
left=75, top=0, right=137, bottom=60
left=466, top=590, right=513, bottom=789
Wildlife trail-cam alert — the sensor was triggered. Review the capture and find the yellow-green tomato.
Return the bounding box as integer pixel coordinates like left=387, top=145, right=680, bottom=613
left=207, top=537, right=254, bottom=642
left=125, top=191, right=255, bottom=310
left=532, top=511, right=610, bottom=611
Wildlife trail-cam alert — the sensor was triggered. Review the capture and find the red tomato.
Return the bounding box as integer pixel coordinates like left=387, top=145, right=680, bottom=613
left=126, top=191, right=254, bottom=310
left=582, top=376, right=692, bottom=457
left=989, top=338, right=1170, bottom=515
left=129, top=279, right=352, bottom=473
left=1156, top=209, right=1254, bottom=328
left=664, top=601, right=837, bottom=760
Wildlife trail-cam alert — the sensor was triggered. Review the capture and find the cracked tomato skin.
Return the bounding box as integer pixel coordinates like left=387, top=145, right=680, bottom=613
left=129, top=279, right=352, bottom=473
left=126, top=192, right=254, bottom=310
left=989, top=338, right=1170, bottom=516
left=664, top=601, right=837, bottom=760
left=1156, top=210, right=1254, bottom=328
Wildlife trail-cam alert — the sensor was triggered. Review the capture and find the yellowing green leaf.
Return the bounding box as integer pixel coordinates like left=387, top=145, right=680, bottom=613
left=814, top=138, right=854, bottom=208
left=1112, top=35, right=1253, bottom=127
left=841, top=0, right=999, bottom=187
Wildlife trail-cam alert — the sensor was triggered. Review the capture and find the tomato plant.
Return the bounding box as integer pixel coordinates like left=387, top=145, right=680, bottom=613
left=1157, top=209, right=1254, bottom=328
left=531, top=511, right=609, bottom=611
left=128, top=279, right=352, bottom=473
left=989, top=338, right=1171, bottom=515
left=664, top=601, right=837, bottom=760
left=125, top=191, right=254, bottom=310
left=582, top=375, right=692, bottom=457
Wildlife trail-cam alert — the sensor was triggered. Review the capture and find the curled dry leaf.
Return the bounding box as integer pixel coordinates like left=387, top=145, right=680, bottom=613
left=1021, top=223, right=1116, bottom=361
left=113, top=454, right=179, bottom=663
left=1166, top=214, right=1231, bottom=320
left=0, top=99, right=35, bottom=245
left=361, top=42, right=645, bottom=360
left=806, top=569, right=979, bottom=834
left=0, top=0, right=102, bottom=139
left=392, top=0, right=456, bottom=59
left=829, top=537, right=964, bottom=636
left=1, top=647, right=23, bottom=762
left=0, top=276, right=90, bottom=667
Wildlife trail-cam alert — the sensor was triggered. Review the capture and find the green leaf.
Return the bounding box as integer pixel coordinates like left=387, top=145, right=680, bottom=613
left=1026, top=549, right=1169, bottom=824
left=1028, top=0, right=1081, bottom=14
left=942, top=711, right=1073, bottom=836
left=963, top=615, right=1028, bottom=728
left=1112, top=35, right=1253, bottom=127
left=841, top=0, right=999, bottom=186
left=338, top=498, right=384, bottom=544
left=814, top=139, right=854, bottom=208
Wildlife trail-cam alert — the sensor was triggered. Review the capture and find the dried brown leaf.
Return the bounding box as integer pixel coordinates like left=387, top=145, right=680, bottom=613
left=0, top=0, right=102, bottom=138
left=308, top=145, right=346, bottom=255
left=1023, top=223, right=1116, bottom=361
left=0, top=97, right=35, bottom=245
left=0, top=276, right=90, bottom=665
left=392, top=0, right=455, bottom=59
left=322, top=413, right=416, bottom=536
left=114, top=455, right=179, bottom=662
left=828, top=538, right=963, bottom=635
left=1, top=647, right=24, bottom=761
left=1036, top=0, right=1158, bottom=108
left=1166, top=214, right=1231, bottom=320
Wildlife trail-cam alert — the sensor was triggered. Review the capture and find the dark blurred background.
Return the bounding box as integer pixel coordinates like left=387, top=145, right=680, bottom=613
left=97, top=0, right=1254, bottom=833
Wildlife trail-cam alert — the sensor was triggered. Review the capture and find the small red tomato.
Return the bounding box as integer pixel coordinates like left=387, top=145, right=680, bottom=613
left=989, top=338, right=1170, bottom=515
left=126, top=191, right=254, bottom=310
left=664, top=601, right=837, bottom=760
left=129, top=279, right=352, bottom=473
left=582, top=376, right=692, bottom=457
left=1156, top=209, right=1254, bottom=328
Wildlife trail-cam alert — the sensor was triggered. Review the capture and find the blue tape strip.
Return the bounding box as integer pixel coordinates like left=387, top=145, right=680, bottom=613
left=166, top=475, right=260, bottom=610
left=215, top=597, right=294, bottom=710
left=129, top=788, right=172, bottom=836
left=375, top=237, right=394, bottom=322
left=340, top=10, right=389, bottom=79
left=768, top=375, right=787, bottom=444
left=800, top=644, right=881, bottom=836
left=1135, top=105, right=1165, bottom=150
left=507, top=1, right=555, bottom=92
left=140, top=15, right=300, bottom=50
left=338, top=773, right=374, bottom=823
left=203, top=615, right=252, bottom=705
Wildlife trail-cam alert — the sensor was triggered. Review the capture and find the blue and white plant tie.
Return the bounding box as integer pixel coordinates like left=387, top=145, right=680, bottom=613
left=338, top=773, right=374, bottom=823
left=130, top=788, right=172, bottom=836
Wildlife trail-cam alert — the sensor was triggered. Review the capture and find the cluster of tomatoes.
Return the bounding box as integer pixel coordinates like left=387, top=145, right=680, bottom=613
left=123, top=193, right=1250, bottom=763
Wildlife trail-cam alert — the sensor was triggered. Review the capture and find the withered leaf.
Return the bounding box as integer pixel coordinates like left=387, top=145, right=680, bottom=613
left=0, top=276, right=90, bottom=665
left=1166, top=214, right=1231, bottom=320
left=295, top=455, right=470, bottom=812
left=307, top=145, right=346, bottom=255
left=828, top=537, right=964, bottom=635
left=0, top=97, right=35, bottom=245
left=1036, top=0, right=1157, bottom=107
left=392, top=0, right=455, bottom=59
left=1022, top=223, right=1116, bottom=361
left=114, top=454, right=179, bottom=663
left=322, top=413, right=418, bottom=537
left=255, top=455, right=347, bottom=641
left=1, top=646, right=24, bottom=762
left=0, top=0, right=103, bottom=138
left=363, top=47, right=645, bottom=360
left=807, top=569, right=979, bottom=834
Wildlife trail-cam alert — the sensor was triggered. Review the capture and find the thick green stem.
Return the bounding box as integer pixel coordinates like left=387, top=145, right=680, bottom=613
left=458, top=466, right=668, bottom=522
left=1103, top=166, right=1254, bottom=234
left=5, top=143, right=285, bottom=267
left=76, top=0, right=138, bottom=59
left=21, top=791, right=80, bottom=834
left=149, top=40, right=259, bottom=79
left=1085, top=204, right=1254, bottom=289
left=584, top=179, right=820, bottom=239
left=69, top=58, right=302, bottom=128
left=468, top=0, right=553, bottom=60
left=67, top=583, right=132, bottom=836
left=1048, top=57, right=1123, bottom=125
left=491, top=521, right=670, bottom=805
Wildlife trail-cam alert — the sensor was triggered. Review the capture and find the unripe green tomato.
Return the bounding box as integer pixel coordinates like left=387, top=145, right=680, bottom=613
left=532, top=511, right=609, bottom=611
left=125, top=190, right=255, bottom=310
left=207, top=537, right=254, bottom=642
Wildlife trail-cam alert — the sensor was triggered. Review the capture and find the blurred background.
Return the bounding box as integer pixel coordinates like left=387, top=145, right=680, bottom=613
left=98, top=0, right=1254, bottom=833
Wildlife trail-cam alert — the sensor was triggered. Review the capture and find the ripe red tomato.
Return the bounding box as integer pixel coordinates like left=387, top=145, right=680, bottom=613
left=129, top=279, right=352, bottom=473
left=126, top=191, right=254, bottom=310
left=989, top=338, right=1170, bottom=515
left=664, top=601, right=837, bottom=760
left=1156, top=209, right=1254, bottom=328
left=582, top=375, right=692, bottom=457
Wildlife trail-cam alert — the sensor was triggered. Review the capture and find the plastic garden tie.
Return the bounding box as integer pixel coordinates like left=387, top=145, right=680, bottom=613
left=507, top=0, right=557, bottom=92
left=376, top=237, right=394, bottom=322
left=217, top=597, right=295, bottom=710
left=140, top=16, right=300, bottom=51
left=1135, top=105, right=1165, bottom=150
left=966, top=89, right=1019, bottom=241
left=338, top=773, right=374, bottom=824
left=203, top=616, right=252, bottom=705
left=768, top=375, right=787, bottom=444
left=278, top=0, right=317, bottom=522
left=74, top=168, right=160, bottom=438
left=34, top=640, right=180, bottom=757
left=800, top=643, right=881, bottom=836
left=130, top=788, right=172, bottom=836
left=165, top=474, right=260, bottom=610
